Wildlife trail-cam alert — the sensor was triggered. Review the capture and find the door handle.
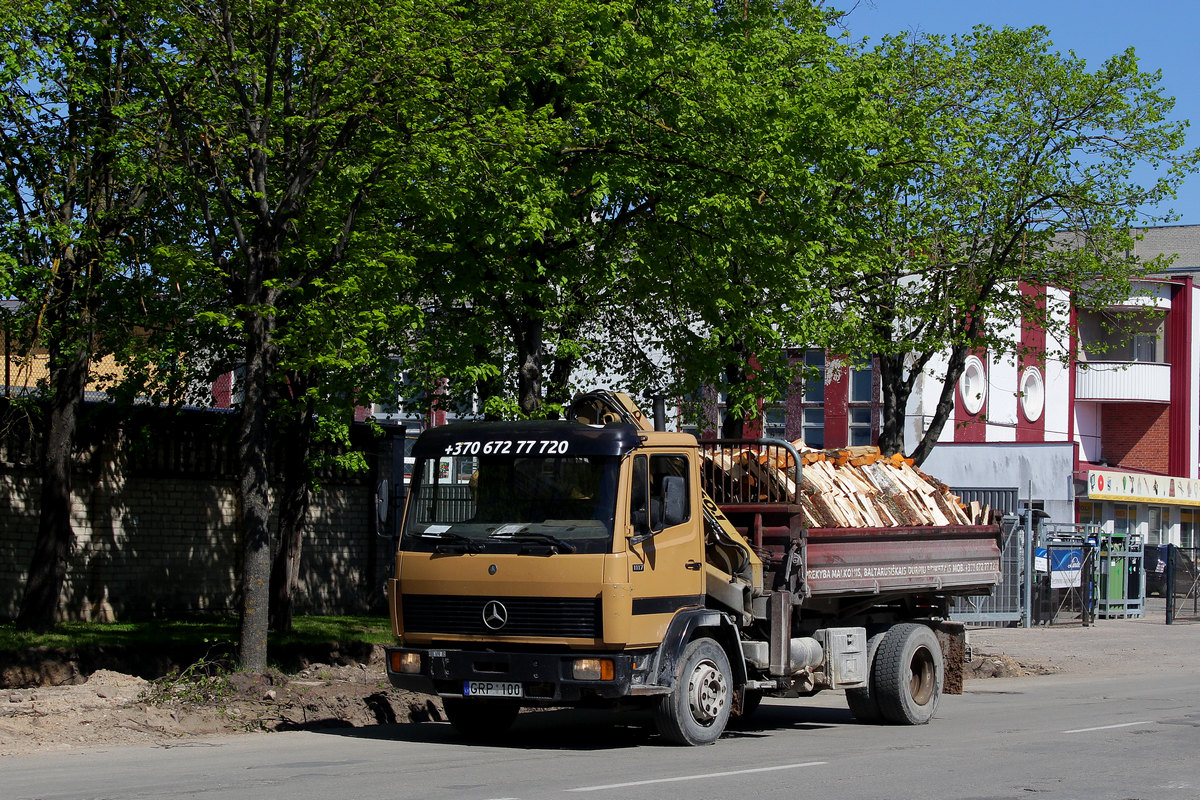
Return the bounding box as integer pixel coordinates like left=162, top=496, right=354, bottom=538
left=685, top=560, right=702, bottom=571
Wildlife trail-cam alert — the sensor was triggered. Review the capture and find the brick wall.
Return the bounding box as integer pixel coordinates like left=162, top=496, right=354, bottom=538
left=1101, top=402, right=1171, bottom=473
left=0, top=402, right=398, bottom=622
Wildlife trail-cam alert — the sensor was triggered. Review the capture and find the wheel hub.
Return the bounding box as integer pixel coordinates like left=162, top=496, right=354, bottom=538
left=688, top=658, right=728, bottom=724
left=908, top=648, right=936, bottom=705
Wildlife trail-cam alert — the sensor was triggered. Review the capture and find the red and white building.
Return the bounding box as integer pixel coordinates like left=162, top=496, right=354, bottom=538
left=909, top=225, right=1200, bottom=546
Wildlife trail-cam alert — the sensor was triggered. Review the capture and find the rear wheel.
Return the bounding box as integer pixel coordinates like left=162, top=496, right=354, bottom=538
left=844, top=631, right=885, bottom=723
left=655, top=637, right=732, bottom=745
left=872, top=623, right=943, bottom=725
left=442, top=698, right=521, bottom=739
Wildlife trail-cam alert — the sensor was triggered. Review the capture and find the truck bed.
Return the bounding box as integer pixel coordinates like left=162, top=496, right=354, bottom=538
left=715, top=502, right=1001, bottom=598
left=698, top=438, right=1003, bottom=600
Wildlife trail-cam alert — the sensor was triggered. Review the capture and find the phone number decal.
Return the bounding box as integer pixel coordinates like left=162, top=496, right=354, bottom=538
left=444, top=439, right=569, bottom=456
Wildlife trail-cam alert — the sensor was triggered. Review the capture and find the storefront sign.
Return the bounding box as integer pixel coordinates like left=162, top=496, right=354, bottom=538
left=1086, top=469, right=1200, bottom=506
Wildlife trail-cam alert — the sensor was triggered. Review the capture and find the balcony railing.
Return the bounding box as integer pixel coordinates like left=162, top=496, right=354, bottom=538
left=1075, top=361, right=1172, bottom=403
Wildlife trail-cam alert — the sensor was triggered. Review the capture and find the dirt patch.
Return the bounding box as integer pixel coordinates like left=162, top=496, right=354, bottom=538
left=966, top=652, right=1060, bottom=679
left=0, top=647, right=441, bottom=757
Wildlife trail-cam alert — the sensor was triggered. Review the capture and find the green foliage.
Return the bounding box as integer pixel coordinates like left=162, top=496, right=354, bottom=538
left=138, top=651, right=237, bottom=707
left=852, top=26, right=1200, bottom=458
left=406, top=0, right=887, bottom=423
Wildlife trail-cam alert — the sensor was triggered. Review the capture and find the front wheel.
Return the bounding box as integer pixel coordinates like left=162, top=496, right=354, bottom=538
left=655, top=637, right=733, bottom=745
left=872, top=623, right=943, bottom=725
left=442, top=698, right=521, bottom=740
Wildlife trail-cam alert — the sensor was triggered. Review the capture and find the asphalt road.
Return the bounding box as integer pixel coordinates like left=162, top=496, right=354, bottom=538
left=8, top=657, right=1200, bottom=800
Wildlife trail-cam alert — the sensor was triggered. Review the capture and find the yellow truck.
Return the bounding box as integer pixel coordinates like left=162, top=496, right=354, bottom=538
left=385, top=392, right=1002, bottom=745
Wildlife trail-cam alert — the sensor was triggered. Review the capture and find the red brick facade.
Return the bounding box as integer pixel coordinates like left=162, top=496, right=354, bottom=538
left=1101, top=402, right=1171, bottom=473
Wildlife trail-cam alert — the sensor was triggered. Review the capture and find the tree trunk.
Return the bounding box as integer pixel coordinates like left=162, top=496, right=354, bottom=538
left=877, top=352, right=908, bottom=457
left=237, top=294, right=276, bottom=671
left=907, top=346, right=970, bottom=467
left=720, top=357, right=748, bottom=439
left=269, top=391, right=315, bottom=634
left=514, top=315, right=544, bottom=418
left=15, top=339, right=91, bottom=632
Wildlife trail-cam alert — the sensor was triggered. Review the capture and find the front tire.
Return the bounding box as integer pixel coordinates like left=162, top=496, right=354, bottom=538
left=655, top=637, right=733, bottom=745
left=873, top=623, right=943, bottom=725
left=442, top=698, right=521, bottom=740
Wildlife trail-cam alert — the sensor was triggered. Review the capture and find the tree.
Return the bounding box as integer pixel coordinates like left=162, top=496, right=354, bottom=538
left=140, top=0, right=440, bottom=667
left=855, top=27, right=1199, bottom=462
left=407, top=0, right=885, bottom=425
left=0, top=0, right=173, bottom=631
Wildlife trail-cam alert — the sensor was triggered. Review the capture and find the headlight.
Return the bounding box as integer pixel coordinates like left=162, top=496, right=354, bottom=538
left=390, top=651, right=422, bottom=674
left=572, top=658, right=614, bottom=681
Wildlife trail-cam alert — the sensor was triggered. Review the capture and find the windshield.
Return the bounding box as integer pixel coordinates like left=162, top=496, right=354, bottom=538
left=402, top=453, right=620, bottom=554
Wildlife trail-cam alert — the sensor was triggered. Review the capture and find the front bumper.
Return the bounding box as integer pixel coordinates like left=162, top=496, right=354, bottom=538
left=385, top=646, right=654, bottom=703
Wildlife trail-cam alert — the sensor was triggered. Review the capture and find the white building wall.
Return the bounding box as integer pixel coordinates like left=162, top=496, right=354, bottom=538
left=986, top=347, right=1018, bottom=442
left=1044, top=288, right=1073, bottom=443
left=904, top=351, right=953, bottom=453
left=1074, top=403, right=1102, bottom=463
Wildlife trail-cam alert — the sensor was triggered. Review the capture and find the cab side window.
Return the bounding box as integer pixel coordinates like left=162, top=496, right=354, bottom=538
left=630, top=454, right=691, bottom=530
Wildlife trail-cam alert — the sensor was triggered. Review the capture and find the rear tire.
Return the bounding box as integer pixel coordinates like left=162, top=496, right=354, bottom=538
left=655, top=637, right=732, bottom=745
left=845, top=631, right=886, bottom=723
left=873, top=623, right=943, bottom=725
left=442, top=698, right=521, bottom=739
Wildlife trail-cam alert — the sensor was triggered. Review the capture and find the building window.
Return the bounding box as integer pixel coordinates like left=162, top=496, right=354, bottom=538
left=803, top=350, right=825, bottom=403
left=802, top=408, right=825, bottom=449
left=848, top=408, right=872, bottom=446
left=1133, top=332, right=1158, bottom=363
left=1078, top=501, right=1102, bottom=526
left=1181, top=510, right=1197, bottom=549
left=850, top=358, right=873, bottom=403
left=959, top=355, right=987, bottom=415
left=799, top=350, right=825, bottom=448
left=848, top=355, right=874, bottom=446
left=764, top=406, right=787, bottom=441
left=1019, top=367, right=1044, bottom=422
left=1147, top=506, right=1167, bottom=545
left=1113, top=504, right=1137, bottom=537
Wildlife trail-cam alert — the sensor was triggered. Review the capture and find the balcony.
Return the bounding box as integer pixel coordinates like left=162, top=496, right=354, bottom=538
left=1075, top=362, right=1171, bottom=403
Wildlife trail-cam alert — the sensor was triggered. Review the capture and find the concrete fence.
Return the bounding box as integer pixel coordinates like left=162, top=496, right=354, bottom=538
left=0, top=400, right=401, bottom=622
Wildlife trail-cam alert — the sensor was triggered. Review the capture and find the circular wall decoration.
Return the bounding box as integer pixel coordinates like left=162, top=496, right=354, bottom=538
left=958, top=355, right=987, bottom=415
left=1020, top=366, right=1045, bottom=422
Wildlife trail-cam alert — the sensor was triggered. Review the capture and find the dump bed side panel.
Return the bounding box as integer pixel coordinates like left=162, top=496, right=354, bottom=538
left=715, top=503, right=1002, bottom=598
left=803, top=525, right=1002, bottom=596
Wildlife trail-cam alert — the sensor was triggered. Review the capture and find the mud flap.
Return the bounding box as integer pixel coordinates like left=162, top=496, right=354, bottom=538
left=931, top=620, right=966, bottom=695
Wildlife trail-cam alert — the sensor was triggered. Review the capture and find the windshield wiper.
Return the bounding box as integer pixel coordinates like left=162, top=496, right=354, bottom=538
left=415, top=530, right=482, bottom=554
left=488, top=531, right=576, bottom=554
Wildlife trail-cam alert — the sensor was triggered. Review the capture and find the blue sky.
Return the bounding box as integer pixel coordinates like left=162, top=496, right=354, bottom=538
left=839, top=0, right=1200, bottom=226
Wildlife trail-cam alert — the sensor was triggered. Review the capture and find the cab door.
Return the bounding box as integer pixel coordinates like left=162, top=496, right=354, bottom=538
left=625, top=451, right=705, bottom=646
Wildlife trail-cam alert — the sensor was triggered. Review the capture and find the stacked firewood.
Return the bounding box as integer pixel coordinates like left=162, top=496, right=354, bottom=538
left=701, top=444, right=992, bottom=528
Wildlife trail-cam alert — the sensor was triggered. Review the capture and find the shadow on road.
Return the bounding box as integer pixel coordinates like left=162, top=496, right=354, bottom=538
left=306, top=701, right=855, bottom=750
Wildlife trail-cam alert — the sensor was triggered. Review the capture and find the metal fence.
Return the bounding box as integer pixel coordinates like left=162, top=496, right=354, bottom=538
left=949, top=489, right=1021, bottom=626
left=1033, top=540, right=1097, bottom=626
left=950, top=513, right=1025, bottom=625
left=1165, top=545, right=1200, bottom=624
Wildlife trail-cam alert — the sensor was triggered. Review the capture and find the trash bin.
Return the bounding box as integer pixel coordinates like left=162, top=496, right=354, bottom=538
left=1096, top=534, right=1144, bottom=619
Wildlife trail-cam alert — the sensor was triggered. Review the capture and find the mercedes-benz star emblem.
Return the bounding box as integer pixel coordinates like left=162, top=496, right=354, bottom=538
left=482, top=600, right=508, bottom=630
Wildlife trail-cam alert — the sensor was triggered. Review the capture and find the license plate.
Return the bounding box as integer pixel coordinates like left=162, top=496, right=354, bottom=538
left=463, top=680, right=523, bottom=698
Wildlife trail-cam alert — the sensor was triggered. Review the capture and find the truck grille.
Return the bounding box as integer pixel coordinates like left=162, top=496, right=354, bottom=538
left=402, top=595, right=602, bottom=638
